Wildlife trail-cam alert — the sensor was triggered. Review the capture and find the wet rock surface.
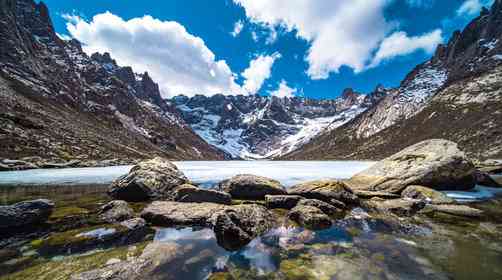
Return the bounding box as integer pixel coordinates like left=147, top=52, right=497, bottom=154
left=265, top=195, right=303, bottom=209
left=401, top=185, right=456, bottom=205
left=0, top=199, right=54, bottom=231
left=347, top=139, right=476, bottom=193
left=108, top=158, right=188, bottom=202
left=141, top=201, right=226, bottom=227
left=213, top=204, right=274, bottom=251
left=364, top=198, right=426, bottom=217
left=98, top=200, right=134, bottom=223
left=296, top=199, right=342, bottom=216
left=217, top=174, right=287, bottom=200
left=288, top=205, right=333, bottom=230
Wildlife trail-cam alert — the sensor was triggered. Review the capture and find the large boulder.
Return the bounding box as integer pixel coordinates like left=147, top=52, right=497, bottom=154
left=213, top=204, right=274, bottom=251
left=172, top=184, right=232, bottom=205
left=0, top=199, right=54, bottom=230
left=347, top=139, right=476, bottom=194
left=217, top=174, right=287, bottom=200
left=141, top=201, right=226, bottom=227
left=401, top=185, right=455, bottom=205
left=98, top=200, right=135, bottom=223
left=288, top=205, right=332, bottom=230
left=288, top=180, right=359, bottom=205
left=108, top=157, right=188, bottom=202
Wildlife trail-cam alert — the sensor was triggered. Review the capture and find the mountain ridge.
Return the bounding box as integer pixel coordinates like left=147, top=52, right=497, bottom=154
left=282, top=0, right=502, bottom=161
left=0, top=0, right=226, bottom=163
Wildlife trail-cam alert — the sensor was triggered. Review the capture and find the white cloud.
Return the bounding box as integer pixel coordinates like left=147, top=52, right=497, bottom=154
left=371, top=29, right=443, bottom=67
left=241, top=53, right=281, bottom=94
left=64, top=12, right=245, bottom=97
left=233, top=0, right=392, bottom=79
left=251, top=31, right=259, bottom=42
left=457, top=0, right=494, bottom=16
left=270, top=80, right=297, bottom=98
left=231, top=20, right=244, bottom=37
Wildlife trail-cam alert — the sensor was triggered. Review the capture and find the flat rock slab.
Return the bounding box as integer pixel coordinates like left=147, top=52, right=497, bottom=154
left=401, top=185, right=455, bottom=205
left=141, top=201, right=226, bottom=227
left=347, top=139, right=476, bottom=193
left=364, top=198, right=426, bottom=217
left=288, top=180, right=359, bottom=205
left=428, top=204, right=484, bottom=218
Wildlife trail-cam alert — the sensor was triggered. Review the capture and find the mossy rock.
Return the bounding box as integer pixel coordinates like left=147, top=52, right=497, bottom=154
left=49, top=206, right=89, bottom=221
left=2, top=242, right=149, bottom=280
left=37, top=223, right=149, bottom=256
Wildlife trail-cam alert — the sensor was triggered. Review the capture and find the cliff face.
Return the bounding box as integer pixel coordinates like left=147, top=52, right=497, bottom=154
left=283, top=1, right=502, bottom=161
left=0, top=0, right=226, bottom=162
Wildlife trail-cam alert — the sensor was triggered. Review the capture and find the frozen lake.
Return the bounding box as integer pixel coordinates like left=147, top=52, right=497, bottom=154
left=0, top=161, right=500, bottom=202
left=0, top=161, right=375, bottom=188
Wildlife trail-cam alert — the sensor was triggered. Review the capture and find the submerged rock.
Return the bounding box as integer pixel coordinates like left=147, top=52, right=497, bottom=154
left=288, top=180, right=359, bottom=205
left=288, top=205, right=332, bottom=230
left=401, top=185, right=455, bottom=205
left=217, top=174, right=287, bottom=200
left=108, top=157, right=188, bottom=202
left=213, top=204, right=274, bottom=251
left=173, top=184, right=232, bottom=205
left=347, top=139, right=476, bottom=193
left=99, top=200, right=134, bottom=223
left=0, top=199, right=54, bottom=231
left=37, top=218, right=149, bottom=256
left=265, top=195, right=303, bottom=209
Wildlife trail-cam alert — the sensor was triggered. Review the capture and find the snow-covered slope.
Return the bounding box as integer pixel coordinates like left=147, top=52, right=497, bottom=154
left=172, top=90, right=383, bottom=159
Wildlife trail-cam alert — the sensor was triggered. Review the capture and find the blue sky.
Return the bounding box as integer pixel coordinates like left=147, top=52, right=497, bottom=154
left=40, top=0, right=492, bottom=99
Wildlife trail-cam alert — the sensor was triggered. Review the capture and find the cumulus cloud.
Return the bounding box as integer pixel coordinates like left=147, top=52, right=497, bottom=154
left=231, top=20, right=244, bottom=37
left=241, top=53, right=281, bottom=94
left=233, top=0, right=445, bottom=80
left=233, top=0, right=392, bottom=79
left=457, top=0, right=493, bottom=16
left=269, top=80, right=297, bottom=98
left=64, top=12, right=245, bottom=97
left=371, top=29, right=443, bottom=67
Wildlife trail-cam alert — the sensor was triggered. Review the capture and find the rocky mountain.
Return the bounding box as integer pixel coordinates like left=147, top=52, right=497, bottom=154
left=283, top=0, right=502, bottom=160
left=171, top=88, right=385, bottom=159
left=0, top=0, right=226, bottom=164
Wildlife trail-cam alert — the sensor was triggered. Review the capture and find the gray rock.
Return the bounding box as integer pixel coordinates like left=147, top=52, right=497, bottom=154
left=99, top=200, right=134, bottom=223
left=217, top=174, right=287, bottom=200
left=288, top=180, right=359, bottom=205
left=173, top=184, right=232, bottom=205
left=288, top=205, right=332, bottom=230
left=141, top=201, right=226, bottom=227
left=427, top=204, right=484, bottom=218
left=108, top=157, right=188, bottom=202
left=0, top=199, right=54, bottom=230
left=297, top=199, right=342, bottom=216
left=353, top=190, right=401, bottom=199
left=364, top=198, right=426, bottom=217
left=213, top=204, right=274, bottom=251
left=401, top=185, right=455, bottom=204
left=347, top=139, right=476, bottom=193
left=474, top=171, right=501, bottom=188
left=265, top=195, right=303, bottom=209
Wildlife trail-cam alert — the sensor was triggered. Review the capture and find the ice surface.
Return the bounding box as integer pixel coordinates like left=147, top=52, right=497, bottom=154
left=0, top=161, right=374, bottom=188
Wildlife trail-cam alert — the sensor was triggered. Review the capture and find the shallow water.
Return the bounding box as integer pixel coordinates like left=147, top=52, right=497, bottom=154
left=0, top=162, right=502, bottom=279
